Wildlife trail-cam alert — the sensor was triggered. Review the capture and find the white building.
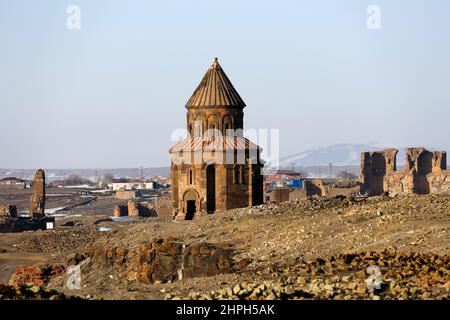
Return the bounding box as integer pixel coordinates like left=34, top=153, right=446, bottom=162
left=111, top=179, right=154, bottom=191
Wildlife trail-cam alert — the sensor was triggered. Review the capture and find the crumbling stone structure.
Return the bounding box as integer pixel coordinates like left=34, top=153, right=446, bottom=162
left=29, top=169, right=45, bottom=218
left=169, top=58, right=264, bottom=220
left=9, top=264, right=65, bottom=287
left=113, top=201, right=155, bottom=218
left=361, top=147, right=449, bottom=196
left=0, top=204, right=17, bottom=219
left=147, top=196, right=173, bottom=217
left=264, top=179, right=361, bottom=204
left=127, top=200, right=153, bottom=217
left=84, top=238, right=237, bottom=284
left=113, top=205, right=128, bottom=217
left=115, top=190, right=141, bottom=200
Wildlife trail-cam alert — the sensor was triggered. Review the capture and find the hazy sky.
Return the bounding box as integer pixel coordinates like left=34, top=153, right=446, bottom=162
left=1, top=0, right=449, bottom=168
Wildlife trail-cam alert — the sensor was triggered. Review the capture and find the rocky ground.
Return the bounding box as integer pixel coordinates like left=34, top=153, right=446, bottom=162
left=0, top=193, right=449, bottom=300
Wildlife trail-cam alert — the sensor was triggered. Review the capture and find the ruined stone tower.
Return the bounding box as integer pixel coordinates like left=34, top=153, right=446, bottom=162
left=360, top=147, right=449, bottom=196
left=29, top=169, right=46, bottom=218
left=169, top=58, right=264, bottom=220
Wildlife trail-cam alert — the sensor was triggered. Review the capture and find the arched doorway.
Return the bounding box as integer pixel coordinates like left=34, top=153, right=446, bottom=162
left=206, top=165, right=216, bottom=213
left=183, top=189, right=198, bottom=220
left=252, top=166, right=263, bottom=205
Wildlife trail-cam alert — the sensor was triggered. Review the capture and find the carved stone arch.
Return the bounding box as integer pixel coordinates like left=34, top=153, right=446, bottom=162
left=233, top=164, right=243, bottom=184
left=205, top=164, right=216, bottom=213
left=201, top=159, right=217, bottom=170
left=221, top=113, right=234, bottom=135
left=187, top=114, right=194, bottom=137
left=193, top=112, right=206, bottom=137
left=206, top=113, right=221, bottom=134
left=182, top=188, right=201, bottom=220
left=182, top=188, right=200, bottom=201
left=194, top=111, right=206, bottom=122
left=186, top=165, right=196, bottom=185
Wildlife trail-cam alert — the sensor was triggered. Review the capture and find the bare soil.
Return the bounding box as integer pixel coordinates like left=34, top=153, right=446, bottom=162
left=1, top=193, right=449, bottom=299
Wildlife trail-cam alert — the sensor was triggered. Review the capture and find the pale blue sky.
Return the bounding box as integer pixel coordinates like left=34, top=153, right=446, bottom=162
left=0, top=0, right=449, bottom=168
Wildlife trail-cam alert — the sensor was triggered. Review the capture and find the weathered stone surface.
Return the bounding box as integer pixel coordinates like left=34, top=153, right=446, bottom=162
left=180, top=250, right=450, bottom=300
left=113, top=205, right=128, bottom=217
left=127, top=200, right=154, bottom=217
left=83, top=238, right=236, bottom=284
left=183, top=242, right=234, bottom=278
left=115, top=190, right=140, bottom=200
left=84, top=245, right=128, bottom=270
left=0, top=204, right=17, bottom=221
left=147, top=196, right=173, bottom=217
left=361, top=147, right=449, bottom=196
left=29, top=169, right=45, bottom=218
left=9, top=264, right=65, bottom=287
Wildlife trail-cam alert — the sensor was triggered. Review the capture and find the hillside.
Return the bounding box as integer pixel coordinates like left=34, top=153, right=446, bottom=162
left=1, top=193, right=449, bottom=300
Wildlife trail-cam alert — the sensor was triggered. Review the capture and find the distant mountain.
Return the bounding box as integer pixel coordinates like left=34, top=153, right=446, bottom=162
left=278, top=144, right=403, bottom=167
left=1, top=144, right=446, bottom=181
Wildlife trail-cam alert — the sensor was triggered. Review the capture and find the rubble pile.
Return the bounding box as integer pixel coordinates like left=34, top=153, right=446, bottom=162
left=0, top=204, right=17, bottom=229
left=0, top=284, right=71, bottom=300
left=0, top=204, right=17, bottom=220
left=166, top=250, right=450, bottom=300
left=1, top=193, right=448, bottom=300
left=9, top=264, right=65, bottom=287
left=15, top=226, right=109, bottom=253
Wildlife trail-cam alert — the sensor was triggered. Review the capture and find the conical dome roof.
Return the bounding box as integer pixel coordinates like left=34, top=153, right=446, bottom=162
left=186, top=58, right=246, bottom=108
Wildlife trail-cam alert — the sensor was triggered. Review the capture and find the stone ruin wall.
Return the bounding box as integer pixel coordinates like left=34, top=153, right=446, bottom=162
left=0, top=204, right=17, bottom=227
left=265, top=179, right=361, bottom=204
left=361, top=147, right=449, bottom=196
left=29, top=169, right=46, bottom=218
left=113, top=200, right=157, bottom=218
left=147, top=196, right=173, bottom=217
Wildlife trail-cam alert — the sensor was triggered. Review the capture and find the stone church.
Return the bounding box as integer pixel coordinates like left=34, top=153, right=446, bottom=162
left=169, top=58, right=264, bottom=220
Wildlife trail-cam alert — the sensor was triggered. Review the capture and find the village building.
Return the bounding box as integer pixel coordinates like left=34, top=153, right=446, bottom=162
left=0, top=177, right=28, bottom=188
left=110, top=178, right=154, bottom=191
left=265, top=169, right=303, bottom=188
left=169, top=58, right=264, bottom=220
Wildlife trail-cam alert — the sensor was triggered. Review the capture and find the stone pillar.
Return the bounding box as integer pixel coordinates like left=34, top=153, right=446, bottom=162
left=248, top=163, right=253, bottom=207
left=29, top=169, right=46, bottom=219
left=128, top=200, right=139, bottom=217
left=218, top=165, right=227, bottom=211
left=0, top=204, right=17, bottom=219
left=432, top=151, right=447, bottom=173
left=360, top=152, right=371, bottom=194
left=384, top=149, right=398, bottom=174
